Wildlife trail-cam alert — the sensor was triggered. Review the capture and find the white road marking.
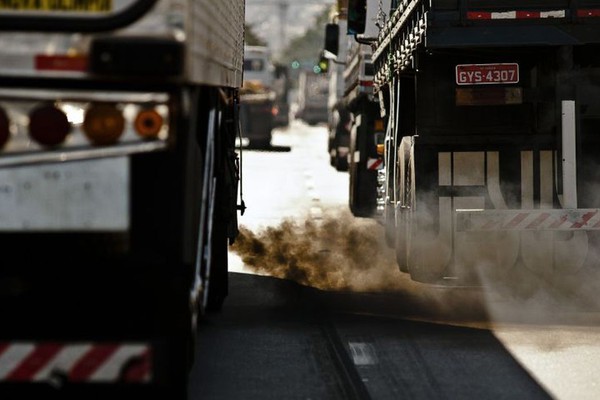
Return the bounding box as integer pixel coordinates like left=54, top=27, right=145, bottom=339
left=348, top=342, right=378, bottom=366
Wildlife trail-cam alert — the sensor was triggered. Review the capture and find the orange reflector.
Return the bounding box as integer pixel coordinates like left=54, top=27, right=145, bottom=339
left=376, top=144, right=385, bottom=155
left=0, top=108, right=9, bottom=149
left=83, top=104, right=125, bottom=145
left=29, top=105, right=71, bottom=146
left=374, top=119, right=384, bottom=131
left=134, top=109, right=163, bottom=139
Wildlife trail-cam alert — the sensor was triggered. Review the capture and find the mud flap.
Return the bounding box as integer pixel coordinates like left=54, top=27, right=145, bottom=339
left=408, top=197, right=453, bottom=283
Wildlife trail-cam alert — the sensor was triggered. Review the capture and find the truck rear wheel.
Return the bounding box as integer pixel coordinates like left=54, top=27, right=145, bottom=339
left=349, top=110, right=377, bottom=218
left=194, top=89, right=231, bottom=316
left=205, top=211, right=228, bottom=312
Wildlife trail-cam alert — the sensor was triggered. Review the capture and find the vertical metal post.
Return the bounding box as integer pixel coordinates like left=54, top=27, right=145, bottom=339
left=562, top=100, right=577, bottom=208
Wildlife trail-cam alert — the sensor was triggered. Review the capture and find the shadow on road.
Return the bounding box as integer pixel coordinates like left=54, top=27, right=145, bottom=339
left=243, top=143, right=291, bottom=152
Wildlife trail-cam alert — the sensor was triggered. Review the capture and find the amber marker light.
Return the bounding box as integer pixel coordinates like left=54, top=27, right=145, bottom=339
left=0, top=107, right=9, bottom=149
left=83, top=104, right=125, bottom=145
left=28, top=105, right=71, bottom=147
left=134, top=108, right=163, bottom=139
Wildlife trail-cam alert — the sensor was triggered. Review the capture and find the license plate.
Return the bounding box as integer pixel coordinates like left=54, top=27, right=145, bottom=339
left=456, top=63, right=519, bottom=85
left=0, top=158, right=129, bottom=231
left=0, top=0, right=112, bottom=12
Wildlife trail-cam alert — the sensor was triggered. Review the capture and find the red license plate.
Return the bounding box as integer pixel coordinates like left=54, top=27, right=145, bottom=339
left=456, top=63, right=519, bottom=85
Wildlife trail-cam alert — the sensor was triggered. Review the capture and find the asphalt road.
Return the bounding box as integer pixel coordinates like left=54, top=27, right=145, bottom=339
left=187, top=120, right=585, bottom=399
left=190, top=272, right=551, bottom=400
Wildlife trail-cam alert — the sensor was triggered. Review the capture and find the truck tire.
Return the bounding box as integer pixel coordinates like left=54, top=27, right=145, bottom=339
left=383, top=205, right=396, bottom=248
left=335, top=152, right=349, bottom=172
left=395, top=210, right=409, bottom=273
left=395, top=141, right=412, bottom=272
left=205, top=217, right=228, bottom=312
left=349, top=109, right=377, bottom=218
left=349, top=157, right=375, bottom=217
left=194, top=90, right=230, bottom=316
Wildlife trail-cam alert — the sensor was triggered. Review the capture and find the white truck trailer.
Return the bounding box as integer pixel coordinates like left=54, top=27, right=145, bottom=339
left=0, top=0, right=245, bottom=398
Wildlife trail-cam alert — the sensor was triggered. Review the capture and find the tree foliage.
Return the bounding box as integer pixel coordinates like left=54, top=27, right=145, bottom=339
left=279, top=8, right=329, bottom=67
left=245, top=24, right=267, bottom=47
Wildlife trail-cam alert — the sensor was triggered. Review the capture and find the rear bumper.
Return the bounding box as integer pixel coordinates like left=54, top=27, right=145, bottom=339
left=239, top=101, right=273, bottom=141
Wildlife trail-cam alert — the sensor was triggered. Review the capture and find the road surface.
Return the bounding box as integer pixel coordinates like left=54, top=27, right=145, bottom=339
left=190, top=120, right=600, bottom=399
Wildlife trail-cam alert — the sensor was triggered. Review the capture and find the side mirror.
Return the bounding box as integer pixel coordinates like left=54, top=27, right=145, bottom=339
left=347, top=0, right=366, bottom=35
left=324, top=23, right=339, bottom=56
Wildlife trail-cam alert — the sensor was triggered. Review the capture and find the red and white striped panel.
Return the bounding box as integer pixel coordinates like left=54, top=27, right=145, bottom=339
left=366, top=158, right=383, bottom=170
left=455, top=209, right=600, bottom=232
left=467, top=10, right=566, bottom=20
left=0, top=342, right=151, bottom=384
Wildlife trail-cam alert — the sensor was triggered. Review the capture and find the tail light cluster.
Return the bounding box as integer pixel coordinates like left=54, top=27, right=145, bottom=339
left=0, top=90, right=170, bottom=157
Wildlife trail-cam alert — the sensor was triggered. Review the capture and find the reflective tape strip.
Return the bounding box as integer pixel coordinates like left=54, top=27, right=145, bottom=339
left=89, top=345, right=149, bottom=382
left=578, top=9, right=600, bottom=17
left=366, top=158, right=383, bottom=170
left=0, top=344, right=35, bottom=379
left=6, top=343, right=63, bottom=381
left=69, top=344, right=119, bottom=382
left=35, top=55, right=88, bottom=72
left=33, top=344, right=92, bottom=382
left=456, top=209, right=600, bottom=231
left=0, top=342, right=152, bottom=384
left=467, top=10, right=566, bottom=19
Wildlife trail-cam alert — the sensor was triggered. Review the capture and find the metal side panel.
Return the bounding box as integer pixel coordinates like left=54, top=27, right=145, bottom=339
left=187, top=0, right=245, bottom=88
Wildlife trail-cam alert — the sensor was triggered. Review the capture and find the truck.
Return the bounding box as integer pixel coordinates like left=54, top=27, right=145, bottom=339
left=272, top=62, right=291, bottom=128
left=0, top=0, right=244, bottom=398
left=324, top=0, right=388, bottom=215
left=240, top=45, right=276, bottom=148
left=324, top=3, right=352, bottom=172
left=351, top=0, right=600, bottom=284
left=296, top=70, right=329, bottom=126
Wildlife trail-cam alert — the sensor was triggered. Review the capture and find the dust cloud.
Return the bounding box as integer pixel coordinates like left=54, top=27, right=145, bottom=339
left=231, top=209, right=402, bottom=292
left=230, top=208, right=489, bottom=324
left=230, top=206, right=600, bottom=327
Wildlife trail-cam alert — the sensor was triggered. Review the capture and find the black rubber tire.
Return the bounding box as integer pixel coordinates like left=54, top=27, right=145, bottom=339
left=395, top=213, right=409, bottom=273
left=335, top=153, right=349, bottom=172
left=205, top=220, right=229, bottom=313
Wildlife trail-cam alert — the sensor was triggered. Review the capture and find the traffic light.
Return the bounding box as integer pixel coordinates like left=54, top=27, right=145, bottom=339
left=317, top=57, right=329, bottom=74
left=347, top=0, right=366, bottom=35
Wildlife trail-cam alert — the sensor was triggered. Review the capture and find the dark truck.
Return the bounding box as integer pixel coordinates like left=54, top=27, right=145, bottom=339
left=296, top=70, right=329, bottom=126
left=324, top=0, right=387, bottom=214
left=362, top=0, right=600, bottom=283
left=240, top=45, right=276, bottom=148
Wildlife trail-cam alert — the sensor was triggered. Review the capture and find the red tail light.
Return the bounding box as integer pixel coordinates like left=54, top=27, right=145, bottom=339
left=28, top=105, right=71, bottom=146
left=0, top=108, right=9, bottom=149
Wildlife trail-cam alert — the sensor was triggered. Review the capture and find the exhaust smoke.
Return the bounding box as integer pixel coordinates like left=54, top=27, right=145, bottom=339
left=231, top=210, right=402, bottom=292
left=230, top=209, right=491, bottom=324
